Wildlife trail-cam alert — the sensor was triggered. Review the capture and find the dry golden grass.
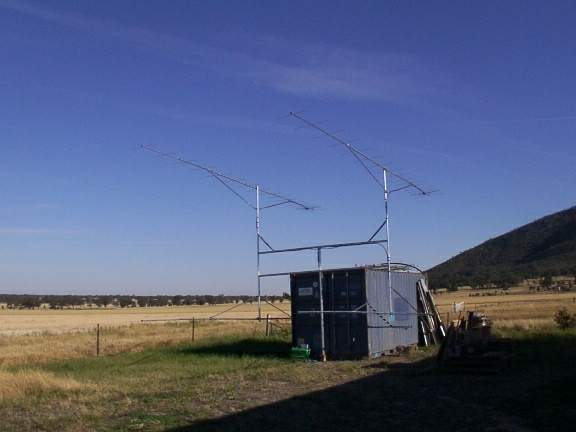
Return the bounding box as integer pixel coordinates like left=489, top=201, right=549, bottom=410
left=0, top=302, right=290, bottom=336
left=0, top=319, right=289, bottom=430
left=433, top=288, right=576, bottom=328
left=434, top=289, right=576, bottom=304
left=1, top=289, right=574, bottom=368
left=0, top=369, right=95, bottom=402
left=491, top=318, right=554, bottom=331
left=0, top=319, right=284, bottom=367
left=0, top=292, right=573, bottom=431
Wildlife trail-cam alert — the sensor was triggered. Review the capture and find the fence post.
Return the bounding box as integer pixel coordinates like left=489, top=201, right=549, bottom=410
left=96, top=324, right=100, bottom=357
left=192, top=317, right=195, bottom=342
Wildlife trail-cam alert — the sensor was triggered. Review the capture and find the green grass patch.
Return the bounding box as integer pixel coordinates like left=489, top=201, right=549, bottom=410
left=1, top=329, right=574, bottom=431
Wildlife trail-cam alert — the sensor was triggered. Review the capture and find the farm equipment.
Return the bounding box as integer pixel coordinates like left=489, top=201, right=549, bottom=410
left=437, top=311, right=511, bottom=373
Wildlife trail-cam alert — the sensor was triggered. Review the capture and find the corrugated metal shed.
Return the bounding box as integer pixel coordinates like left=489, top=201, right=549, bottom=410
left=290, top=266, right=422, bottom=359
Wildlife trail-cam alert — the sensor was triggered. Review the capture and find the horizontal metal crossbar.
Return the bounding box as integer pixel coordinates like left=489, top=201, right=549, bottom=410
left=141, top=317, right=291, bottom=322
left=259, top=239, right=387, bottom=255
left=297, top=310, right=431, bottom=317
left=259, top=272, right=293, bottom=278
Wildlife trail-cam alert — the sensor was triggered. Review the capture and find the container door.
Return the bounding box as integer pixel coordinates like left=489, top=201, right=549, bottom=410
left=325, top=270, right=367, bottom=358
left=292, top=270, right=367, bottom=359
left=347, top=270, right=368, bottom=357
left=290, top=273, right=322, bottom=356
left=330, top=271, right=351, bottom=356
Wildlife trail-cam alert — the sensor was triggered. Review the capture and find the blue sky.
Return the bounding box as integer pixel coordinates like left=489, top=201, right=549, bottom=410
left=0, top=0, right=574, bottom=295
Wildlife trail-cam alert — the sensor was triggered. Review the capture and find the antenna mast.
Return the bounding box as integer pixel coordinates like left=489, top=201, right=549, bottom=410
left=289, top=112, right=431, bottom=319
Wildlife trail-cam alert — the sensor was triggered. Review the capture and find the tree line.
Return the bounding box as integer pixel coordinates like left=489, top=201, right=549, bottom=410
left=428, top=264, right=576, bottom=291
left=0, top=293, right=291, bottom=309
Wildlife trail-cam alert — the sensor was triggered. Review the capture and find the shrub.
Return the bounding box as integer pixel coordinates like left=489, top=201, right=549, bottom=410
left=554, top=308, right=576, bottom=330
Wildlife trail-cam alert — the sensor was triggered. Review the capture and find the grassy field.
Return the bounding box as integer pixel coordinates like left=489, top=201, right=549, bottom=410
left=0, top=303, right=290, bottom=336
left=2, top=287, right=574, bottom=337
left=434, top=288, right=576, bottom=329
left=1, top=288, right=574, bottom=366
left=0, top=320, right=288, bottom=367
left=1, top=290, right=575, bottom=430
left=0, top=326, right=574, bottom=431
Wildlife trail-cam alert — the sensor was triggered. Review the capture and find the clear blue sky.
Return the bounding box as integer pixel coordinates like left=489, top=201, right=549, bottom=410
left=1, top=0, right=574, bottom=295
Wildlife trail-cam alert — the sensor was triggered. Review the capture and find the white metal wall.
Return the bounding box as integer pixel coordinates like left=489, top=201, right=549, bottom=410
left=365, top=270, right=420, bottom=356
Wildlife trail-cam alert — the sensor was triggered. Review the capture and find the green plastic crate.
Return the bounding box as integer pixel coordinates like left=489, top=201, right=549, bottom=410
left=290, top=346, right=311, bottom=360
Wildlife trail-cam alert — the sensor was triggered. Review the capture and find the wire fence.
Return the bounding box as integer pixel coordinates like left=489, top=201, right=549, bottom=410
left=0, top=318, right=292, bottom=367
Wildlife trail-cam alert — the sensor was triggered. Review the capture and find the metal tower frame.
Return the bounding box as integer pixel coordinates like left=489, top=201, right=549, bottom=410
left=142, top=113, right=432, bottom=361
left=277, top=113, right=432, bottom=360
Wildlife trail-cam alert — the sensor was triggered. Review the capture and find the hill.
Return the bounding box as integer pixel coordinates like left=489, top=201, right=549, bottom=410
left=427, top=205, right=576, bottom=289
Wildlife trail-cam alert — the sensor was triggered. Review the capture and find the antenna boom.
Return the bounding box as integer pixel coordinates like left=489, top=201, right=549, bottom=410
left=141, top=145, right=313, bottom=210
left=289, top=112, right=429, bottom=195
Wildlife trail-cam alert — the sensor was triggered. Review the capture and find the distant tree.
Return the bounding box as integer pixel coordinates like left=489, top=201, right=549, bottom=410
left=21, top=297, right=41, bottom=309
left=118, top=297, right=132, bottom=308
left=554, top=308, right=576, bottom=330
left=95, top=296, right=111, bottom=307
left=447, top=280, right=458, bottom=292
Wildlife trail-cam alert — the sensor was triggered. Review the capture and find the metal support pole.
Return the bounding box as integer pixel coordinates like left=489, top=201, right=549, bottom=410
left=96, top=323, right=100, bottom=357
left=192, top=317, right=195, bottom=342
left=256, top=185, right=262, bottom=320
left=317, top=247, right=327, bottom=362
left=383, top=169, right=393, bottom=316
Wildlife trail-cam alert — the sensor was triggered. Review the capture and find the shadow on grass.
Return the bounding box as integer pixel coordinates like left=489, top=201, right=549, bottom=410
left=168, top=355, right=492, bottom=432
left=167, top=331, right=576, bottom=432
left=175, top=338, right=292, bottom=358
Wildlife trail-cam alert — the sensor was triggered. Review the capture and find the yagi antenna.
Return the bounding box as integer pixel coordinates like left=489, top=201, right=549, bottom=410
left=141, top=145, right=314, bottom=211
left=289, top=112, right=432, bottom=196
left=142, top=144, right=315, bottom=320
